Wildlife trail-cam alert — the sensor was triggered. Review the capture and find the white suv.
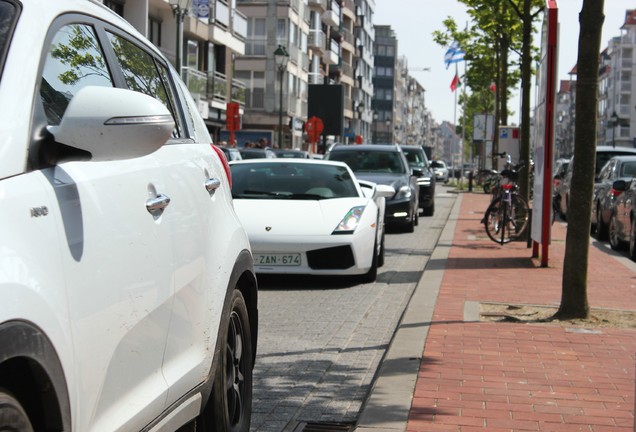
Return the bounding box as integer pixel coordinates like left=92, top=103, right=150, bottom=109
left=0, top=1, right=258, bottom=431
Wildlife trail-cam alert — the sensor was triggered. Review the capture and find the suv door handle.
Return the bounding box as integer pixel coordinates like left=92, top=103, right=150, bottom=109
left=146, top=193, right=171, bottom=215
left=205, top=178, right=221, bottom=195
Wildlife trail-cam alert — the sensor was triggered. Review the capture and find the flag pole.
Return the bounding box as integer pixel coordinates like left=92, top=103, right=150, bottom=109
left=455, top=63, right=463, bottom=190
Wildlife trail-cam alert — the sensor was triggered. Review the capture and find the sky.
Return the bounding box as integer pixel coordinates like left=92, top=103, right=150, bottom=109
left=373, top=0, right=635, bottom=126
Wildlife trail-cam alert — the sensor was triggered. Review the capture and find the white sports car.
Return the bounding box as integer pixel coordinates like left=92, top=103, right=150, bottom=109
left=230, top=159, right=394, bottom=282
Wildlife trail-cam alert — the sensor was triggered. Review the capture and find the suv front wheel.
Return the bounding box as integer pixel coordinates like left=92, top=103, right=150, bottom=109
left=199, top=290, right=253, bottom=432
left=0, top=389, right=33, bottom=432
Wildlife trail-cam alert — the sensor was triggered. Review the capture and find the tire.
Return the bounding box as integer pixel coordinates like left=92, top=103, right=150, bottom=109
left=414, top=205, right=419, bottom=226
left=484, top=195, right=528, bottom=245
left=200, top=290, right=253, bottom=432
left=629, top=217, right=636, bottom=262
left=595, top=205, right=608, bottom=241
left=422, top=201, right=434, bottom=217
left=609, top=213, right=624, bottom=250
left=378, top=231, right=385, bottom=267
left=0, top=388, right=34, bottom=432
left=484, top=198, right=506, bottom=244
left=404, top=218, right=415, bottom=233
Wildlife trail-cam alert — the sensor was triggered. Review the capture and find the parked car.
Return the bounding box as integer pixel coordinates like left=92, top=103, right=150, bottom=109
left=0, top=1, right=258, bottom=430
left=557, top=146, right=636, bottom=220
left=431, top=160, right=450, bottom=183
left=324, top=144, right=420, bottom=232
left=401, top=145, right=436, bottom=216
left=229, top=159, right=394, bottom=282
left=552, top=157, right=570, bottom=219
left=609, top=178, right=636, bottom=258
left=219, top=145, right=243, bottom=161
left=272, top=148, right=311, bottom=159
left=239, top=147, right=277, bottom=159
left=592, top=155, right=636, bottom=240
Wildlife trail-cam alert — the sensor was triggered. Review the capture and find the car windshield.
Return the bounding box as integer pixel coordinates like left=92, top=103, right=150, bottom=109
left=231, top=162, right=359, bottom=200
left=328, top=150, right=406, bottom=174
left=431, top=161, right=445, bottom=169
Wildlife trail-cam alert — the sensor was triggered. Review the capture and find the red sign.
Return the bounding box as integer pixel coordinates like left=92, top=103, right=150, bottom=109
left=305, top=116, right=324, bottom=143
left=226, top=102, right=240, bottom=131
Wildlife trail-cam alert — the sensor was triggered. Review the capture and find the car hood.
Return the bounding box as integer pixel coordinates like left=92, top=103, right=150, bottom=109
left=234, top=197, right=370, bottom=237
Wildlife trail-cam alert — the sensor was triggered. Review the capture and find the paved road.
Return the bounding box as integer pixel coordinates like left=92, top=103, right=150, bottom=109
left=249, top=186, right=458, bottom=432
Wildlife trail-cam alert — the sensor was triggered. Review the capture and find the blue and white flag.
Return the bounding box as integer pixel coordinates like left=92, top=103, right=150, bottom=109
left=444, top=41, right=465, bottom=69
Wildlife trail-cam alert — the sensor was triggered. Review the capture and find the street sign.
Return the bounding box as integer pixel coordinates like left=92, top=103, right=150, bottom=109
left=305, top=116, right=324, bottom=144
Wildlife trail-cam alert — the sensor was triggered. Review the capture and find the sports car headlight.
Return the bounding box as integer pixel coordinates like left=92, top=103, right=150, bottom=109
left=333, top=206, right=366, bottom=234
left=394, top=185, right=412, bottom=200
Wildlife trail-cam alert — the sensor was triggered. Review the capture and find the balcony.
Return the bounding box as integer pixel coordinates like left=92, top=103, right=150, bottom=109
left=215, top=0, right=230, bottom=28
left=231, top=78, right=246, bottom=106
left=207, top=71, right=227, bottom=103
left=232, top=9, right=247, bottom=40
left=308, top=0, right=327, bottom=12
left=308, top=29, right=326, bottom=53
left=182, top=67, right=208, bottom=99
left=322, top=9, right=340, bottom=27
left=323, top=49, right=339, bottom=65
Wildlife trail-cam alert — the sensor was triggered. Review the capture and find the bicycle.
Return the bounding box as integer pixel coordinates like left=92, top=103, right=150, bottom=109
left=482, top=160, right=530, bottom=245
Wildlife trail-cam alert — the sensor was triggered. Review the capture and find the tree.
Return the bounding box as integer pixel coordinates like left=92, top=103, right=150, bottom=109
left=556, top=0, right=605, bottom=319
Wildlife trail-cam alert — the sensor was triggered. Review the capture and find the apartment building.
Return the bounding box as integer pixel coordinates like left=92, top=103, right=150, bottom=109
left=599, top=9, right=636, bottom=149
left=102, top=0, right=247, bottom=143
left=372, top=24, right=396, bottom=143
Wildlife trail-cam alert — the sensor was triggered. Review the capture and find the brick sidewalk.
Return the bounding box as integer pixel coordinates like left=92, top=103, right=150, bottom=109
left=407, top=192, right=636, bottom=431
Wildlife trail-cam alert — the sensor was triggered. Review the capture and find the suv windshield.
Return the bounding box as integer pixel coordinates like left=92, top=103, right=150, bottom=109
left=328, top=150, right=406, bottom=174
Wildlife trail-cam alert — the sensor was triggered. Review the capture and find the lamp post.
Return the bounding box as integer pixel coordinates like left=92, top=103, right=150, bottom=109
left=610, top=110, right=619, bottom=148
left=356, top=103, right=364, bottom=136
left=169, top=0, right=191, bottom=78
left=274, top=45, right=289, bottom=149
left=372, top=111, right=378, bottom=143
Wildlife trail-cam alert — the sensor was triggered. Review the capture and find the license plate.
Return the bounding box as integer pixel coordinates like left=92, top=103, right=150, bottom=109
left=255, top=253, right=301, bottom=266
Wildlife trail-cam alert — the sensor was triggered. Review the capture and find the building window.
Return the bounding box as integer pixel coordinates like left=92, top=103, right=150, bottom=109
left=104, top=0, right=124, bottom=16
left=148, top=16, right=161, bottom=47
left=246, top=18, right=266, bottom=55
left=236, top=70, right=264, bottom=109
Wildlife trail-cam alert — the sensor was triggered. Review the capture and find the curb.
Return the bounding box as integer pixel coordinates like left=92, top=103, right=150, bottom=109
left=354, top=193, right=463, bottom=431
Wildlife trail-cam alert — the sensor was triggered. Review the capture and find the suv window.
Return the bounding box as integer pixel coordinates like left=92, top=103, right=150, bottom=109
left=402, top=148, right=427, bottom=168
left=107, top=32, right=182, bottom=138
left=40, top=24, right=113, bottom=125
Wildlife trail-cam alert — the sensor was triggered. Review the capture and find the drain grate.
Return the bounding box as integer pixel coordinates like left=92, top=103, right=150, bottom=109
left=293, top=422, right=354, bottom=432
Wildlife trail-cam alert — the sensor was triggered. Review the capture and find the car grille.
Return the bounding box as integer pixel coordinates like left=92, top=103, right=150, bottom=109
left=307, top=245, right=355, bottom=269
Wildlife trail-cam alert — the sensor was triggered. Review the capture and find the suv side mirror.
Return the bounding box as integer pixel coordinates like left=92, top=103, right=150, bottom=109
left=51, top=86, right=174, bottom=162
left=612, top=179, right=628, bottom=192
left=411, top=167, right=424, bottom=177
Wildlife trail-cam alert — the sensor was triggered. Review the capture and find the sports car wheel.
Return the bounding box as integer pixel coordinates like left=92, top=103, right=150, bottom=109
left=0, top=388, right=33, bottom=432
left=630, top=218, right=636, bottom=262
left=378, top=232, right=385, bottom=268
left=361, top=242, right=378, bottom=283
left=609, top=213, right=624, bottom=250
left=200, top=290, right=253, bottom=432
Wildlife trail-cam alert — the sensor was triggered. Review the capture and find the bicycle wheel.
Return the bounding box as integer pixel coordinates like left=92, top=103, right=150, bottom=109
left=509, top=194, right=529, bottom=239
left=484, top=197, right=508, bottom=244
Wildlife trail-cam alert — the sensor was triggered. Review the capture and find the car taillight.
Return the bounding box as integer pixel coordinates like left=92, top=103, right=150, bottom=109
left=211, top=144, right=232, bottom=188
left=610, top=187, right=623, bottom=198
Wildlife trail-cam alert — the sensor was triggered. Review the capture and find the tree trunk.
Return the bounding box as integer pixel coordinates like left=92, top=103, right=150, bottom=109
left=558, top=0, right=604, bottom=319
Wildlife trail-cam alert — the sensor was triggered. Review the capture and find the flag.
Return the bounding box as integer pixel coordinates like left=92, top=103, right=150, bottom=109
left=444, top=41, right=465, bottom=69
left=450, top=73, right=460, bottom=92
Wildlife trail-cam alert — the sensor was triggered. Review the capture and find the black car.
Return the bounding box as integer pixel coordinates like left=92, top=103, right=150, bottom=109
left=272, top=148, right=311, bottom=159
left=592, top=155, right=636, bottom=240
left=325, top=144, right=420, bottom=232
left=400, top=145, right=436, bottom=216
left=239, top=147, right=277, bottom=159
